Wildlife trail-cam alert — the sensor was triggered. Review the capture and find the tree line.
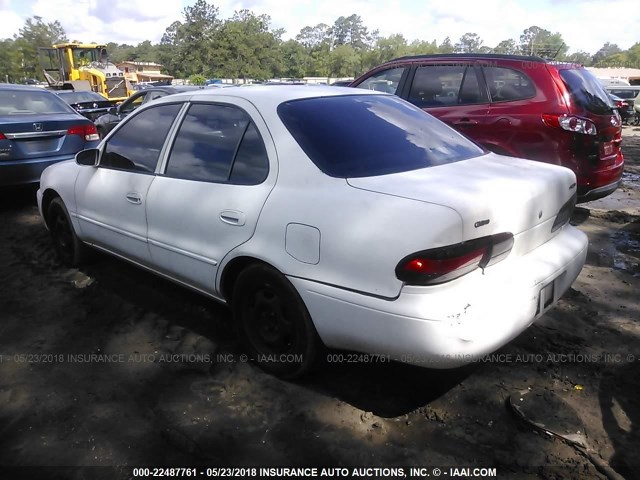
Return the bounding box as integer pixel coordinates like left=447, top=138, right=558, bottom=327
left=2, top=0, right=639, bottom=84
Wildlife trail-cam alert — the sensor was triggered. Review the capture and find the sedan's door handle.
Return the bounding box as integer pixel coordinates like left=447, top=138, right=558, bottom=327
left=125, top=192, right=142, bottom=204
left=219, top=210, right=246, bottom=226
left=454, top=118, right=479, bottom=126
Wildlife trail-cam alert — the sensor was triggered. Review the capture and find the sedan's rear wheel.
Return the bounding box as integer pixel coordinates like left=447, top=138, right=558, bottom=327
left=233, top=264, right=320, bottom=379
left=48, top=197, right=90, bottom=267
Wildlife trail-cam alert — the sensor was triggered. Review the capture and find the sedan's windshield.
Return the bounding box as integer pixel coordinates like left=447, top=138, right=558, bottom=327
left=278, top=94, right=484, bottom=178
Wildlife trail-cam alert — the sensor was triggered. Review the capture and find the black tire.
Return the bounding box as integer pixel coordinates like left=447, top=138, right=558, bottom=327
left=48, top=197, right=90, bottom=267
left=233, top=264, right=321, bottom=379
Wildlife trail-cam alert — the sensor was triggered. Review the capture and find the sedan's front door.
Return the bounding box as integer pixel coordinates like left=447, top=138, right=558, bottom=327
left=146, top=100, right=276, bottom=295
left=75, top=103, right=182, bottom=264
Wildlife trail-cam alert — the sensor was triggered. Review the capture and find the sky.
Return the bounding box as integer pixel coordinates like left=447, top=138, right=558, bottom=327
left=0, top=0, right=637, bottom=55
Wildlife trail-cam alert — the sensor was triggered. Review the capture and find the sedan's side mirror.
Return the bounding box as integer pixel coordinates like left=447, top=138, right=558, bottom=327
left=107, top=106, right=118, bottom=115
left=76, top=148, right=100, bottom=167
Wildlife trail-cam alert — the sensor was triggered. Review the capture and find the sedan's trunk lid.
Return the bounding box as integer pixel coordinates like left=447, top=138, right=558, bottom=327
left=0, top=113, right=90, bottom=162
left=347, top=153, right=577, bottom=252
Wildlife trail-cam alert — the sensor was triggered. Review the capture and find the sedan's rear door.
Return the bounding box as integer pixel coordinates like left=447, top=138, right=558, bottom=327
left=145, top=99, right=276, bottom=295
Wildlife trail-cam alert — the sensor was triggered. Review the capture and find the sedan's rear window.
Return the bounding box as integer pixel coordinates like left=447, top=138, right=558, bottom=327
left=0, top=90, right=72, bottom=115
left=57, top=92, right=106, bottom=104
left=277, top=95, right=484, bottom=178
left=559, top=68, right=614, bottom=115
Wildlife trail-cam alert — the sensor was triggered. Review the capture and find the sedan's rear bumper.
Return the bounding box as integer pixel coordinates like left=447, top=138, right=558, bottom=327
left=290, top=225, right=588, bottom=368
left=0, top=155, right=75, bottom=186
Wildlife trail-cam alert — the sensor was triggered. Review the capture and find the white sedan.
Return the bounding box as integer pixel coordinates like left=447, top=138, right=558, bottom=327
left=37, top=86, right=588, bottom=378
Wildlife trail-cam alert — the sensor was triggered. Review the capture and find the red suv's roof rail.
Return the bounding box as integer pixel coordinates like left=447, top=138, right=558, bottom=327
left=389, top=53, right=548, bottom=63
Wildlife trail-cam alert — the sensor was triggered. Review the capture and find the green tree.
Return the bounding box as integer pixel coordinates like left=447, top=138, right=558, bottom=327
left=494, top=39, right=518, bottom=54
left=438, top=37, right=455, bottom=53
left=212, top=10, right=282, bottom=80
left=455, top=33, right=483, bottom=53
left=363, top=34, right=409, bottom=69
left=280, top=39, right=307, bottom=78
left=130, top=40, right=159, bottom=63
left=13, top=16, right=67, bottom=80
left=328, top=44, right=361, bottom=77
left=295, top=23, right=332, bottom=76
left=626, top=43, right=640, bottom=68
left=189, top=74, right=206, bottom=85
left=158, top=21, right=184, bottom=76
left=159, top=0, right=221, bottom=77
left=296, top=23, right=331, bottom=50
left=519, top=26, right=567, bottom=58
left=330, top=14, right=376, bottom=51
left=565, top=51, right=592, bottom=66
left=592, top=42, right=622, bottom=66
left=0, top=39, right=21, bottom=83
left=408, top=39, right=439, bottom=56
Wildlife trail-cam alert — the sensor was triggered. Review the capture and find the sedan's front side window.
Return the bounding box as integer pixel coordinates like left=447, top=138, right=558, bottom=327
left=101, top=103, right=182, bottom=173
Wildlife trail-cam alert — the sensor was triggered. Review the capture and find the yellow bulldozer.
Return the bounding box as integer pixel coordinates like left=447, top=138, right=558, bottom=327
left=39, top=43, right=133, bottom=102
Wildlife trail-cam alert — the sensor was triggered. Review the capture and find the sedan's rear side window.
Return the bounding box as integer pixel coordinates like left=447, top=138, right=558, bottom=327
left=165, top=104, right=269, bottom=184
left=278, top=94, right=484, bottom=178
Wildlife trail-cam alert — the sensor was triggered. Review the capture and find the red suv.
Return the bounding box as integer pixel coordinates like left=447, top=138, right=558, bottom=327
left=351, top=54, right=624, bottom=202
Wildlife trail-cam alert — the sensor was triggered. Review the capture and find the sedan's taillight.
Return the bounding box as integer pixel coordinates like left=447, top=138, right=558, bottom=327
left=552, top=193, right=577, bottom=232
left=67, top=124, right=99, bottom=142
left=395, top=233, right=514, bottom=286
left=0, top=132, right=6, bottom=140
left=542, top=114, right=597, bottom=136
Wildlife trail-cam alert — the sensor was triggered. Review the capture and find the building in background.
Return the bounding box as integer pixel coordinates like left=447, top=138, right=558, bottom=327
left=587, top=67, right=640, bottom=86
left=117, top=61, right=174, bottom=85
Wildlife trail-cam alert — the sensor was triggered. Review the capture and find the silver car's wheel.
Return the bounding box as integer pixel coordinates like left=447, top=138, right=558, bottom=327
left=233, top=264, right=320, bottom=379
left=48, top=197, right=90, bottom=267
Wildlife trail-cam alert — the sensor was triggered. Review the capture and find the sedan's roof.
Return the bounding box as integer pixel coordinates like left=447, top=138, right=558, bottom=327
left=0, top=83, right=52, bottom=92
left=161, top=84, right=383, bottom=106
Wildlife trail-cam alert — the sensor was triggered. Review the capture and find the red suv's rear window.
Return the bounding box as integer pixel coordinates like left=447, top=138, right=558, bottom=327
left=559, top=68, right=615, bottom=115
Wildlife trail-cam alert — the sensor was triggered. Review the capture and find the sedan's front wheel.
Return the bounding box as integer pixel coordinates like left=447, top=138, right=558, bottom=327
left=48, top=197, right=90, bottom=267
left=233, top=264, right=321, bottom=379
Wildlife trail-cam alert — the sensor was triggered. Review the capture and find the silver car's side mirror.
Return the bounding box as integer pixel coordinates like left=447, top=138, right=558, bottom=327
left=76, top=148, right=100, bottom=167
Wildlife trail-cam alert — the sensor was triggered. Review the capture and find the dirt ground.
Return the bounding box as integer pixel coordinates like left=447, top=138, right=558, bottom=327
left=1, top=127, right=639, bottom=479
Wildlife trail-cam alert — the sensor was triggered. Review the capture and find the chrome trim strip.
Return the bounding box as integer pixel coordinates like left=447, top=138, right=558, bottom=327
left=4, top=130, right=67, bottom=139
left=86, top=242, right=225, bottom=303
left=148, top=238, right=219, bottom=266
left=76, top=214, right=147, bottom=243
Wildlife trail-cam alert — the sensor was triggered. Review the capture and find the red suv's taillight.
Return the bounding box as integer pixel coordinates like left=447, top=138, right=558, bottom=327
left=542, top=114, right=597, bottom=136
left=67, top=124, right=99, bottom=142
left=395, top=233, right=514, bottom=286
